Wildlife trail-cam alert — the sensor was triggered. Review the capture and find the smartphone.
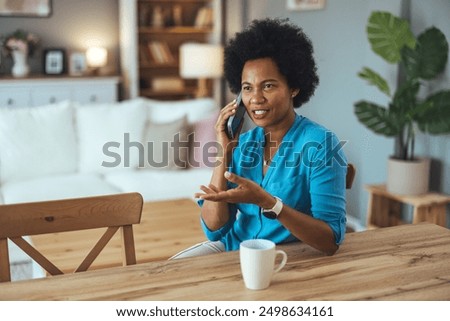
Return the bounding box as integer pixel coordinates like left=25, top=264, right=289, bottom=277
left=226, top=92, right=246, bottom=139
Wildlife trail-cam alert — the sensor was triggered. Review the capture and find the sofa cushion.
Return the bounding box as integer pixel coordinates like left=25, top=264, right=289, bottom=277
left=103, top=168, right=213, bottom=202
left=143, top=98, right=219, bottom=169
left=76, top=99, right=147, bottom=173
left=0, top=101, right=78, bottom=185
left=189, top=110, right=219, bottom=168
left=145, top=97, right=217, bottom=124
left=142, top=115, right=190, bottom=170
left=1, top=173, right=121, bottom=204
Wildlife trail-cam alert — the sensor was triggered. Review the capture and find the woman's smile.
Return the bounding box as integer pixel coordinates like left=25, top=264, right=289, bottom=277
left=252, top=108, right=269, bottom=117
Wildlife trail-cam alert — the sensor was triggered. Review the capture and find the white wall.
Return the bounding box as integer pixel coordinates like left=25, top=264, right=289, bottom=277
left=239, top=0, right=449, bottom=226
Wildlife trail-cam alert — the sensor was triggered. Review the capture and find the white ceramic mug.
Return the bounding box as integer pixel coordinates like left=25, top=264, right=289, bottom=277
left=239, top=239, right=288, bottom=290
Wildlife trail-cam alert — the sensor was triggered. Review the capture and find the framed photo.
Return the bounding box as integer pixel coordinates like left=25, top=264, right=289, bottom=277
left=69, top=52, right=87, bottom=76
left=0, top=0, right=52, bottom=17
left=44, top=49, right=66, bottom=75
left=287, top=0, right=326, bottom=11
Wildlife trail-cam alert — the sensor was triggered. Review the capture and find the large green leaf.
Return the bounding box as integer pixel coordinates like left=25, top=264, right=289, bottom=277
left=392, top=81, right=420, bottom=115
left=367, top=11, right=416, bottom=63
left=358, top=67, right=391, bottom=96
left=415, top=91, right=450, bottom=134
left=402, top=27, right=449, bottom=80
left=354, top=101, right=404, bottom=136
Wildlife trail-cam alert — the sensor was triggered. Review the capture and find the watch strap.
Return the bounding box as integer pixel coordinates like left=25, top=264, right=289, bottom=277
left=262, top=196, right=283, bottom=219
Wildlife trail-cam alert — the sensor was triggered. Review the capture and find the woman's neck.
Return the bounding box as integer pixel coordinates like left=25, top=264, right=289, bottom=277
left=263, top=110, right=296, bottom=145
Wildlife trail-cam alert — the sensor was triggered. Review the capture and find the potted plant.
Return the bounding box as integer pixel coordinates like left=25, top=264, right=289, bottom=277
left=0, top=29, right=39, bottom=77
left=354, top=11, right=449, bottom=195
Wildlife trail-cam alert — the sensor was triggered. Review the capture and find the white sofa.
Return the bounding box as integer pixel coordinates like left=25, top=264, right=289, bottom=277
left=0, top=97, right=218, bottom=204
left=0, top=97, right=218, bottom=280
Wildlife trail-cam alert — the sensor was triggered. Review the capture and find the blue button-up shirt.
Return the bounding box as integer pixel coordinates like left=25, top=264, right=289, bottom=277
left=200, top=114, right=347, bottom=251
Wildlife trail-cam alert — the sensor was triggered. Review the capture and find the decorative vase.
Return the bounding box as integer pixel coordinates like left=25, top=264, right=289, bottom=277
left=11, top=50, right=30, bottom=78
left=387, top=157, right=430, bottom=195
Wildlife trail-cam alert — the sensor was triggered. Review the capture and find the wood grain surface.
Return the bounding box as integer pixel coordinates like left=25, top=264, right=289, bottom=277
left=1, top=223, right=449, bottom=301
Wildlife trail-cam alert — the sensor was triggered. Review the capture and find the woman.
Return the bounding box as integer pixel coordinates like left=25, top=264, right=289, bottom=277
left=172, top=18, right=347, bottom=259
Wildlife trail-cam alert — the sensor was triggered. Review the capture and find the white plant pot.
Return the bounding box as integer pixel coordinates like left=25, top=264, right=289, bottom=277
left=387, top=158, right=430, bottom=195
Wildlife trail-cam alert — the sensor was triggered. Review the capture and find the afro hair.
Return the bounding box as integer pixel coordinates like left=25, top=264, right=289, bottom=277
left=224, top=18, right=319, bottom=108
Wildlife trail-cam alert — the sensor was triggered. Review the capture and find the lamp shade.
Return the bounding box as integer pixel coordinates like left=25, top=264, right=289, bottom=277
left=179, top=43, right=223, bottom=78
left=86, top=47, right=108, bottom=68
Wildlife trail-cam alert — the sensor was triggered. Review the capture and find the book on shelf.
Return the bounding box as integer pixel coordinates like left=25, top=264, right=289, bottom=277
left=151, top=77, right=184, bottom=91
left=147, top=41, right=175, bottom=64
left=139, top=45, right=152, bottom=64
left=194, top=6, right=213, bottom=28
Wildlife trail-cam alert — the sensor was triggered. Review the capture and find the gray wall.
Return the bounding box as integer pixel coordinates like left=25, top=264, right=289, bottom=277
left=410, top=0, right=450, bottom=224
left=0, top=0, right=119, bottom=75
left=410, top=0, right=450, bottom=198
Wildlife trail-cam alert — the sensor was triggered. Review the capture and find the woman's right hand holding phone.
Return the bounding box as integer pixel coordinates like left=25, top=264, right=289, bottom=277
left=199, top=99, right=241, bottom=230
left=215, top=99, right=240, bottom=159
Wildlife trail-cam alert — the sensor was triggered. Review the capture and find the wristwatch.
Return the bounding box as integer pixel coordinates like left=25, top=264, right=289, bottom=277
left=262, top=196, right=283, bottom=219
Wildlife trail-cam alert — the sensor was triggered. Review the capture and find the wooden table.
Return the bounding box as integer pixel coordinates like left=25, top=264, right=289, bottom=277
left=30, top=198, right=205, bottom=272
left=1, top=223, right=449, bottom=300
left=365, top=184, right=450, bottom=229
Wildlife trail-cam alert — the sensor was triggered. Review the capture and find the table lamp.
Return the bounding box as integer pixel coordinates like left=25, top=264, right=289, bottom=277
left=179, top=43, right=223, bottom=98
left=86, top=46, right=107, bottom=75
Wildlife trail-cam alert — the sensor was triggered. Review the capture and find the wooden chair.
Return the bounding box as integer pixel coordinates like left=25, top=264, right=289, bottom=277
left=346, top=163, right=356, bottom=189
left=345, top=163, right=357, bottom=233
left=0, top=192, right=143, bottom=282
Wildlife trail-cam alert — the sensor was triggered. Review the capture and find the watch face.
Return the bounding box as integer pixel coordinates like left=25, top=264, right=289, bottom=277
left=262, top=211, right=277, bottom=220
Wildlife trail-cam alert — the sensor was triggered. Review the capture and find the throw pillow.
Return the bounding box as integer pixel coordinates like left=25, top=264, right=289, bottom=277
left=145, top=97, right=216, bottom=124
left=75, top=99, right=147, bottom=173
left=142, top=116, right=189, bottom=170
left=189, top=110, right=219, bottom=168
left=0, top=101, right=78, bottom=184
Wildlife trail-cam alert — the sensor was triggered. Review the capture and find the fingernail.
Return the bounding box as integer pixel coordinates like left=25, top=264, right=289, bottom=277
left=224, top=171, right=231, bottom=178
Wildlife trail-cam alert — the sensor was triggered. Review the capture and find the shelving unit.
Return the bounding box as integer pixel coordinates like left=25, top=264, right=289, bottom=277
left=119, top=0, right=222, bottom=101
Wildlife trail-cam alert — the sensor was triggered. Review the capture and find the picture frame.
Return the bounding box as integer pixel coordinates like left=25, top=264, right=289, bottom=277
left=0, top=0, right=52, bottom=17
left=43, top=49, right=66, bottom=75
left=286, top=0, right=326, bottom=11
left=69, top=52, right=87, bottom=76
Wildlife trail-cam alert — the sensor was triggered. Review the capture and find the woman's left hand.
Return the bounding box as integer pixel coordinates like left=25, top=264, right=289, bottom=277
left=195, top=171, right=275, bottom=208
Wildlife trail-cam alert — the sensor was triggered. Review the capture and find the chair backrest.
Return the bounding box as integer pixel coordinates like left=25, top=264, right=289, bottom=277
left=346, top=163, right=356, bottom=189
left=0, top=192, right=143, bottom=282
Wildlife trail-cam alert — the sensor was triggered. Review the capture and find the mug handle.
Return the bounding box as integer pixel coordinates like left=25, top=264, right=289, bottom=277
left=273, top=250, right=288, bottom=273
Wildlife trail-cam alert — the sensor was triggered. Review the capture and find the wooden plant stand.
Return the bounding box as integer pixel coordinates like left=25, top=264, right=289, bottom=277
left=365, top=184, right=450, bottom=229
